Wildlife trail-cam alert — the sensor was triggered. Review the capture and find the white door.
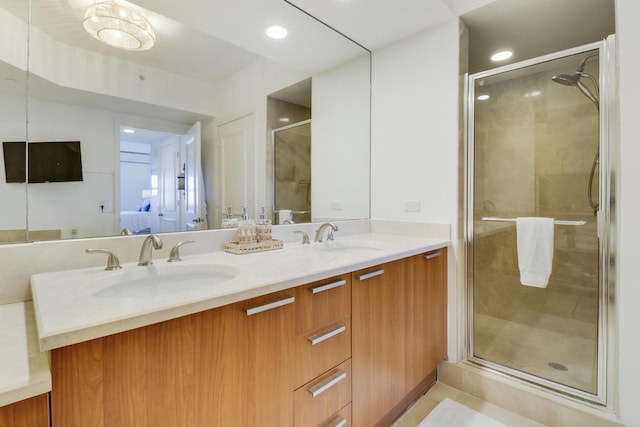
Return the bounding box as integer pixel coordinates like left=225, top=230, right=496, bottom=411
left=215, top=115, right=255, bottom=227
left=158, top=141, right=180, bottom=233
left=181, top=121, right=207, bottom=231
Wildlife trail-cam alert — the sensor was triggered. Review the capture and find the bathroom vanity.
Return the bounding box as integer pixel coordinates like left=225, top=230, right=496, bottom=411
left=28, top=232, right=448, bottom=427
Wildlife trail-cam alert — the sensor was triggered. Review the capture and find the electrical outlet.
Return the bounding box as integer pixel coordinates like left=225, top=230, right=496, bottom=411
left=404, top=200, right=421, bottom=212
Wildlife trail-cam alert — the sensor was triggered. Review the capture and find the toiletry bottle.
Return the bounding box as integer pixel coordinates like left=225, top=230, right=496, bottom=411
left=222, top=206, right=238, bottom=229
left=237, top=206, right=257, bottom=244
left=256, top=207, right=272, bottom=242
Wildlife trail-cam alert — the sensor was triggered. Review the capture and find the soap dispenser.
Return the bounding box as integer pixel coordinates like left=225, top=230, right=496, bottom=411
left=256, top=207, right=272, bottom=242
left=221, top=206, right=238, bottom=229
left=237, top=206, right=257, bottom=244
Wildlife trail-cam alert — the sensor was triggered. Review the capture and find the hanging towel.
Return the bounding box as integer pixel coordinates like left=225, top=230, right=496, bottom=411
left=516, top=217, right=555, bottom=288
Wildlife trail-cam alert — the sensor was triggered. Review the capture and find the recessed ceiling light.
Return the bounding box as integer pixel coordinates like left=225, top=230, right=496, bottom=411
left=123, top=128, right=135, bottom=134
left=266, top=25, right=288, bottom=39
left=491, top=50, right=513, bottom=62
left=477, top=94, right=489, bottom=101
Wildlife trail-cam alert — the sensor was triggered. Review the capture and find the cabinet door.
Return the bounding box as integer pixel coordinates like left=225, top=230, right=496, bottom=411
left=0, top=394, right=49, bottom=427
left=51, top=290, right=295, bottom=427
left=352, top=251, right=447, bottom=427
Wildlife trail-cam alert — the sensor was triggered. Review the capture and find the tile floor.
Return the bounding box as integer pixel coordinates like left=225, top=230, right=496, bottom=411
left=391, top=382, right=548, bottom=427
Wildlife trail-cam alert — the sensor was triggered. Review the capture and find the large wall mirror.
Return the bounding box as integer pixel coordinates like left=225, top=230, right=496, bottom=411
left=0, top=0, right=370, bottom=243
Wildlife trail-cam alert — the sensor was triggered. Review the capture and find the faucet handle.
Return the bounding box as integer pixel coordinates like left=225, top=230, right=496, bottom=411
left=86, top=249, right=122, bottom=271
left=294, top=230, right=310, bottom=244
left=167, top=240, right=195, bottom=262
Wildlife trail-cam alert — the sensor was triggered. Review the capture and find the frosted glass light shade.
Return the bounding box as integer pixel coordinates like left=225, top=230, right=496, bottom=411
left=83, top=1, right=155, bottom=51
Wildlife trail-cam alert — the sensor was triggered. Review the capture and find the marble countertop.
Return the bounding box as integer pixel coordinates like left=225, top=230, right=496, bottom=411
left=0, top=302, right=51, bottom=407
left=32, top=232, right=449, bottom=352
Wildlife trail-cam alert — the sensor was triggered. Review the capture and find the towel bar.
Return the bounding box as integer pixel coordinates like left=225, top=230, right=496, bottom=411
left=481, top=217, right=587, bottom=226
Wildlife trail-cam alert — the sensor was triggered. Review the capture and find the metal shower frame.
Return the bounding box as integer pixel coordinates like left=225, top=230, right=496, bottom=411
left=463, top=37, right=617, bottom=408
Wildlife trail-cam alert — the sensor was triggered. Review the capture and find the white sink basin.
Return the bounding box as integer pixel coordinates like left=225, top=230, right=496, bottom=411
left=313, top=239, right=386, bottom=253
left=92, top=264, right=240, bottom=298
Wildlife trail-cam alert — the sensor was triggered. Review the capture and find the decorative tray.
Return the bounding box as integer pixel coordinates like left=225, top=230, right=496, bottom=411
left=223, top=239, right=283, bottom=255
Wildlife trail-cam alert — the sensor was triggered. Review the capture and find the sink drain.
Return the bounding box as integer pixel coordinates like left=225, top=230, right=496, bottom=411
left=548, top=362, right=569, bottom=371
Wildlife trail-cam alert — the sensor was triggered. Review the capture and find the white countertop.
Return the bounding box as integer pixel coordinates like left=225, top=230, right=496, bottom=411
left=0, top=302, right=51, bottom=407
left=32, top=232, right=449, bottom=352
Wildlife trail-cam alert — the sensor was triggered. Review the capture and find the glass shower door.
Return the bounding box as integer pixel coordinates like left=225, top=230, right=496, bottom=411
left=468, top=43, right=607, bottom=400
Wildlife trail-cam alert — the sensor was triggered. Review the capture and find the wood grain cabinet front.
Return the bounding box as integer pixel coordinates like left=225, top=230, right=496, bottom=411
left=294, top=360, right=352, bottom=427
left=0, top=394, right=49, bottom=427
left=352, top=249, right=448, bottom=427
left=50, top=290, right=295, bottom=427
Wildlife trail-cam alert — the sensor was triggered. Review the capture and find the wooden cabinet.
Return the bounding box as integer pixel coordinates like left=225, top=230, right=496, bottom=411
left=49, top=247, right=447, bottom=427
left=293, top=274, right=352, bottom=426
left=50, top=290, right=295, bottom=427
left=352, top=248, right=447, bottom=427
left=0, top=394, right=49, bottom=427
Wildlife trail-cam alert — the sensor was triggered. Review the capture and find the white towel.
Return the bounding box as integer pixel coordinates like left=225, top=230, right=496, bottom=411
left=279, top=209, right=292, bottom=224
left=516, top=217, right=554, bottom=288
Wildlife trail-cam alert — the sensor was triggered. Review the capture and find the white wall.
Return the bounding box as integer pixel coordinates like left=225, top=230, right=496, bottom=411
left=312, top=53, right=371, bottom=221
left=370, top=20, right=460, bottom=359
left=614, top=0, right=640, bottom=425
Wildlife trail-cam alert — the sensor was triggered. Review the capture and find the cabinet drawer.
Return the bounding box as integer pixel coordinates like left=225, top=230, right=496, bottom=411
left=319, top=403, right=351, bottom=427
left=294, top=359, right=352, bottom=427
left=294, top=317, right=351, bottom=389
left=295, top=275, right=351, bottom=335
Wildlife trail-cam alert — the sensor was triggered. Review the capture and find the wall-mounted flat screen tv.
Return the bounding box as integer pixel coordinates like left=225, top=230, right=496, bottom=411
left=2, top=141, right=83, bottom=183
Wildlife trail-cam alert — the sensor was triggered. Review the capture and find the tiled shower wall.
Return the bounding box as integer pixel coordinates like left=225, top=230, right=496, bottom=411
left=472, top=57, right=600, bottom=329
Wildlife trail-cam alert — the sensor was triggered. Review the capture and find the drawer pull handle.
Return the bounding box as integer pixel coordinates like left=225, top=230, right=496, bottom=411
left=310, top=279, right=346, bottom=294
left=308, top=370, right=347, bottom=397
left=308, top=325, right=346, bottom=345
left=244, top=296, right=295, bottom=316
left=325, top=415, right=347, bottom=427
left=425, top=251, right=442, bottom=260
left=358, top=269, right=384, bottom=281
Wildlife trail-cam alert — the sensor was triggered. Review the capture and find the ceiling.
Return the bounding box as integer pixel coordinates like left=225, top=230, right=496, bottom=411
left=1, top=0, right=617, bottom=99
left=462, top=0, right=615, bottom=73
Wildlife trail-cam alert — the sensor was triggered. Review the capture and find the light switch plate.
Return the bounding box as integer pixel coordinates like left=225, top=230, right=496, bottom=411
left=404, top=200, right=420, bottom=212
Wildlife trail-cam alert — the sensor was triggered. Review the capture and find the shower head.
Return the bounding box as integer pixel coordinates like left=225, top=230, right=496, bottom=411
left=551, top=73, right=581, bottom=86
left=551, top=72, right=599, bottom=110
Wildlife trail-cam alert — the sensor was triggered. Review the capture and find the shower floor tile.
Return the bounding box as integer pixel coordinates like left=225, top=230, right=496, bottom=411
left=474, top=312, right=597, bottom=393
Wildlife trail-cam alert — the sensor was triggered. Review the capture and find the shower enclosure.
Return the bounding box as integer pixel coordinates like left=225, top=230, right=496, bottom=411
left=272, top=120, right=312, bottom=223
left=465, top=39, right=615, bottom=404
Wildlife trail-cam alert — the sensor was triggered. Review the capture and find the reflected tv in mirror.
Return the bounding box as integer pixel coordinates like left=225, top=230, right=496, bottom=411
left=2, top=141, right=83, bottom=183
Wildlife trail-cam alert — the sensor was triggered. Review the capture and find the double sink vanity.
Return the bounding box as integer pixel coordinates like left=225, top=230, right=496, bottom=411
left=1, top=221, right=449, bottom=427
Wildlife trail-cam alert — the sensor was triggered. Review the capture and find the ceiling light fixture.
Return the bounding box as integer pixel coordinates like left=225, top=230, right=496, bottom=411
left=83, top=1, right=155, bottom=51
left=491, top=50, right=513, bottom=62
left=266, top=25, right=288, bottom=39
left=477, top=94, right=489, bottom=101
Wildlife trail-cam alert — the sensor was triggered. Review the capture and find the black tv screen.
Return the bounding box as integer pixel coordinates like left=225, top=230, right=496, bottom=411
left=2, top=141, right=83, bottom=183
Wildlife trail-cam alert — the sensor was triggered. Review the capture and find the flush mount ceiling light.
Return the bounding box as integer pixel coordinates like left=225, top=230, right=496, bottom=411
left=491, top=50, right=513, bottom=62
left=266, top=25, right=288, bottom=39
left=83, top=1, right=155, bottom=51
left=477, top=94, right=490, bottom=101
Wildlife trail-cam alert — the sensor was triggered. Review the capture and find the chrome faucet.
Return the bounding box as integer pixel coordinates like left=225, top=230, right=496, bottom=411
left=86, top=249, right=122, bottom=271
left=294, top=230, right=310, bottom=244
left=314, top=222, right=338, bottom=242
left=138, top=234, right=163, bottom=266
left=167, top=240, right=194, bottom=262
